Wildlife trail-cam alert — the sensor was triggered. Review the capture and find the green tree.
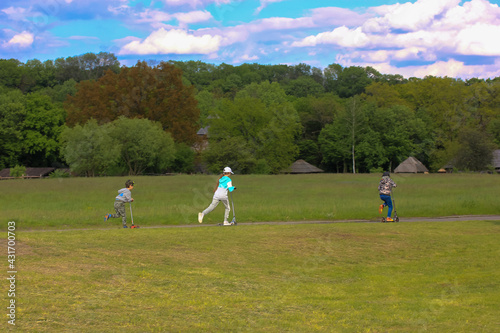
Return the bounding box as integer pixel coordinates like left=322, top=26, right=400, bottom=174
left=319, top=121, right=351, bottom=173
left=336, top=66, right=372, bottom=98
left=0, top=90, right=24, bottom=168
left=454, top=128, right=496, bottom=171
left=205, top=82, right=301, bottom=174
left=202, top=136, right=257, bottom=174
left=110, top=117, right=176, bottom=175
left=20, top=93, right=66, bottom=167
left=0, top=59, right=22, bottom=89
left=60, top=120, right=120, bottom=176
left=195, top=90, right=217, bottom=126
left=368, top=104, right=431, bottom=171
left=343, top=97, right=367, bottom=173
left=284, top=76, right=325, bottom=98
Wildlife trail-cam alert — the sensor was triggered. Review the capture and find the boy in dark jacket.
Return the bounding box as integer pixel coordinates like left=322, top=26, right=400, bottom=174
left=104, top=180, right=134, bottom=228
left=378, top=172, right=397, bottom=221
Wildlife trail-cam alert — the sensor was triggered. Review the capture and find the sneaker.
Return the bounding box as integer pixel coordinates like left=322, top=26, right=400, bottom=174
left=386, top=217, right=394, bottom=222
left=104, top=214, right=111, bottom=222
left=198, top=212, right=204, bottom=223
left=123, top=225, right=128, bottom=228
left=379, top=204, right=384, bottom=214
left=223, top=221, right=233, bottom=226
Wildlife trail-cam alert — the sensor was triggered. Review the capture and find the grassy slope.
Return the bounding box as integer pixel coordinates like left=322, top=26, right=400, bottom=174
left=12, top=220, right=500, bottom=332
left=2, top=173, right=500, bottom=229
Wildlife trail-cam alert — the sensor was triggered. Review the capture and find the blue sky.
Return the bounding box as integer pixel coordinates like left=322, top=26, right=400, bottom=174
left=1, top=0, right=499, bottom=79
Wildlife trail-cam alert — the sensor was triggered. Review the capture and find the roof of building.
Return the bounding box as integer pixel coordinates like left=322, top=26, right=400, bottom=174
left=0, top=167, right=56, bottom=178
left=394, top=156, right=429, bottom=173
left=282, top=159, right=324, bottom=174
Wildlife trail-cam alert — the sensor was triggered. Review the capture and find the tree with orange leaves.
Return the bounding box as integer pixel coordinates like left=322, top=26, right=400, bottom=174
left=65, top=61, right=200, bottom=145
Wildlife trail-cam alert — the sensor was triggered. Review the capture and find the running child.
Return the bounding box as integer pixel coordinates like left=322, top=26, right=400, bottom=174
left=104, top=179, right=134, bottom=228
left=198, top=167, right=236, bottom=225
left=378, top=172, right=397, bottom=221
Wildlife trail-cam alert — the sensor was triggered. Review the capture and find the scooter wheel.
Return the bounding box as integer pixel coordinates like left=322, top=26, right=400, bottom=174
left=395, top=217, right=399, bottom=222
left=381, top=218, right=386, bottom=223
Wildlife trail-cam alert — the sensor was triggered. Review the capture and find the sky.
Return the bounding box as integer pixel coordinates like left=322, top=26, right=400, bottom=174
left=1, top=0, right=500, bottom=79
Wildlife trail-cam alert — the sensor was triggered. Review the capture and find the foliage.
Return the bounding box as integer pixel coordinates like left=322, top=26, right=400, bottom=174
left=0, top=90, right=25, bottom=169
left=60, top=120, right=120, bottom=177
left=21, top=93, right=66, bottom=166
left=109, top=117, right=176, bottom=175
left=454, top=127, right=496, bottom=171
left=65, top=61, right=200, bottom=145
left=0, top=90, right=65, bottom=169
left=9, top=165, right=26, bottom=177
left=204, top=82, right=301, bottom=174
left=48, top=169, right=70, bottom=178
left=2, top=54, right=500, bottom=173
left=320, top=101, right=432, bottom=173
left=60, top=118, right=176, bottom=176
left=171, top=143, right=196, bottom=173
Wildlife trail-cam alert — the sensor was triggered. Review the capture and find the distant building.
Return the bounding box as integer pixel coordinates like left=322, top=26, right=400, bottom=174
left=282, top=159, right=324, bottom=174
left=0, top=167, right=56, bottom=179
left=394, top=156, right=429, bottom=173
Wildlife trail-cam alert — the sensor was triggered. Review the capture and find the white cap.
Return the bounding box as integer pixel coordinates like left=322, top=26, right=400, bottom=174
left=223, top=166, right=234, bottom=174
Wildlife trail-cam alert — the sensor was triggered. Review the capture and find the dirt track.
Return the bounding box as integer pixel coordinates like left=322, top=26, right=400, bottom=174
left=21, top=215, right=500, bottom=232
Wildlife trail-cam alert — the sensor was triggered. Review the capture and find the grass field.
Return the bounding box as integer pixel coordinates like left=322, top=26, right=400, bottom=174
left=2, top=174, right=500, bottom=331
left=2, top=173, right=500, bottom=229
left=7, top=220, right=500, bottom=332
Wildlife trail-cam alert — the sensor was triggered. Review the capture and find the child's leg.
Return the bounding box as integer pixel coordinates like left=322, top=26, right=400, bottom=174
left=112, top=201, right=127, bottom=226
left=380, top=195, right=392, bottom=217
left=386, top=197, right=393, bottom=217
left=221, top=199, right=230, bottom=222
left=202, top=198, right=220, bottom=216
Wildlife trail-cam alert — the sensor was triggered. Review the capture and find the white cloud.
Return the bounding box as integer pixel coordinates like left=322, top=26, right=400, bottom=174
left=438, top=0, right=500, bottom=27
left=238, top=54, right=259, bottom=62
left=370, top=0, right=460, bottom=31
left=173, top=10, right=213, bottom=25
left=455, top=23, right=500, bottom=56
left=292, top=26, right=370, bottom=48
left=310, top=7, right=373, bottom=27
left=255, top=0, right=284, bottom=14
left=292, top=0, right=500, bottom=80
left=202, top=16, right=315, bottom=47
left=338, top=57, right=500, bottom=80
left=5, top=31, right=34, bottom=48
left=2, top=7, right=28, bottom=21
left=118, top=28, right=222, bottom=55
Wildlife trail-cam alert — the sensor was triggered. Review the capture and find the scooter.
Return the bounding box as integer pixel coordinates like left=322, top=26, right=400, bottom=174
left=130, top=202, right=140, bottom=228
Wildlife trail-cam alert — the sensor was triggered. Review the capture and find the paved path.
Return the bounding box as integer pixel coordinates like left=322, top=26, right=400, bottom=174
left=22, top=215, right=500, bottom=232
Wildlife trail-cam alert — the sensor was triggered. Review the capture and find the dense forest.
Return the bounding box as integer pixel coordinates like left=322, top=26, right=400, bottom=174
left=1, top=52, right=499, bottom=175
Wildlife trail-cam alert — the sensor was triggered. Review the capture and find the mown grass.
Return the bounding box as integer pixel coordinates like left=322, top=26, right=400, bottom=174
left=2, top=173, right=500, bottom=230
left=9, top=220, right=500, bottom=332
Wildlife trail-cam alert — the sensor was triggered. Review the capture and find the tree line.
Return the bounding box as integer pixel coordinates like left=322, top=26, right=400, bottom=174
left=0, top=53, right=499, bottom=175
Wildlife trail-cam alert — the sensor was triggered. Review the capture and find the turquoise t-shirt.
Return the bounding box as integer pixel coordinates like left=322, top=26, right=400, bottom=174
left=214, top=176, right=234, bottom=199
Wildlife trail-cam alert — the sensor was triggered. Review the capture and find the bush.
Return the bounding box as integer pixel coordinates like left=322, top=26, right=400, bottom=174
left=10, top=165, right=26, bottom=178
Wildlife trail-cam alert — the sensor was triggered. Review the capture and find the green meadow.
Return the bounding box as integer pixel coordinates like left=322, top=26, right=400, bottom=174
left=2, top=174, right=500, bottom=332
left=8, top=221, right=500, bottom=332
left=2, top=173, right=500, bottom=229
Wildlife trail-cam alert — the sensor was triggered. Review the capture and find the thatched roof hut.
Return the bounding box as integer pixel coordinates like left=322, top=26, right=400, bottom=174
left=394, top=157, right=429, bottom=173
left=282, top=159, right=324, bottom=174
